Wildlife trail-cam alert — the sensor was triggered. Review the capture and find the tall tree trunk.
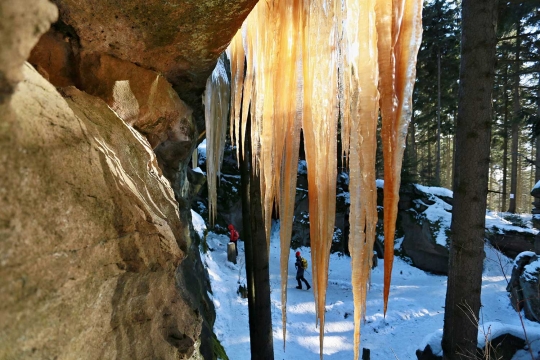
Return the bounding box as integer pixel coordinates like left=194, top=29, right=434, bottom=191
left=502, top=64, right=509, bottom=212
left=489, top=163, right=494, bottom=208
left=411, top=113, right=418, bottom=177
left=240, top=119, right=274, bottom=359
left=428, top=127, right=433, bottom=183
left=536, top=74, right=540, bottom=183
left=451, top=108, right=457, bottom=190
left=442, top=0, right=498, bottom=358
left=436, top=50, right=442, bottom=186
left=240, top=119, right=256, bottom=355
left=249, top=160, right=274, bottom=359
left=508, top=22, right=521, bottom=213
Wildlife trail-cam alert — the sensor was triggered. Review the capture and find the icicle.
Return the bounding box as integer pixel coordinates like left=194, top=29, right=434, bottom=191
left=218, top=0, right=422, bottom=357
left=302, top=0, right=340, bottom=356
left=204, top=56, right=230, bottom=226
left=276, top=0, right=303, bottom=348
left=344, top=0, right=379, bottom=358
left=227, top=29, right=245, bottom=164
left=377, top=0, right=423, bottom=316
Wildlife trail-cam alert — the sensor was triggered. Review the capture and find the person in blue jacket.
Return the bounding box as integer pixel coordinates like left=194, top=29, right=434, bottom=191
left=295, top=251, right=311, bottom=290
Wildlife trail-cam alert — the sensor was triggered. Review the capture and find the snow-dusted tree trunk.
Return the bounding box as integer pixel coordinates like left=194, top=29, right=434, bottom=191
left=441, top=0, right=498, bottom=358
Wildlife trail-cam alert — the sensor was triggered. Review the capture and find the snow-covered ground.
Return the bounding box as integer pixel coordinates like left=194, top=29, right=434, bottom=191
left=192, top=209, right=540, bottom=360
left=191, top=182, right=540, bottom=359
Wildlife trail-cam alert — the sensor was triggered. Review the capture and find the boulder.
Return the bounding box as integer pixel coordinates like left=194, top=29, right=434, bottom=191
left=479, top=333, right=526, bottom=360
left=401, top=212, right=449, bottom=275
left=486, top=230, right=536, bottom=259
left=0, top=64, right=211, bottom=359
left=531, top=182, right=540, bottom=198
left=416, top=345, right=441, bottom=360
left=507, top=252, right=540, bottom=323
left=416, top=334, right=527, bottom=360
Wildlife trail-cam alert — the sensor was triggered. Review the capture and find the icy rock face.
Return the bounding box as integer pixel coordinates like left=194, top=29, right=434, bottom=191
left=507, top=252, right=540, bottom=323
left=0, top=64, right=209, bottom=359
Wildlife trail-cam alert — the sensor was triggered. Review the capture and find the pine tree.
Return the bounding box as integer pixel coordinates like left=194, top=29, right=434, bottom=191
left=441, top=0, right=498, bottom=358
left=413, top=0, right=460, bottom=187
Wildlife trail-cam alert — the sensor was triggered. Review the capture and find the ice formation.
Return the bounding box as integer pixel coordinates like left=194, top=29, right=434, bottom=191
left=204, top=0, right=423, bottom=358
left=377, top=0, right=423, bottom=314
left=204, top=56, right=230, bottom=225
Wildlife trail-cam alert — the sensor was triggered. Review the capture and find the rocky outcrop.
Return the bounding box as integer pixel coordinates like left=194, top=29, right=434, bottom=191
left=416, top=334, right=527, bottom=360
left=0, top=0, right=58, bottom=104
left=486, top=230, right=536, bottom=259
left=0, top=63, right=211, bottom=359
left=29, top=29, right=199, bottom=200
left=77, top=52, right=194, bottom=149
left=2, top=0, right=266, bottom=359
left=45, top=0, right=258, bottom=129
left=27, top=0, right=260, bottom=206
left=401, top=212, right=449, bottom=275
left=507, top=252, right=540, bottom=323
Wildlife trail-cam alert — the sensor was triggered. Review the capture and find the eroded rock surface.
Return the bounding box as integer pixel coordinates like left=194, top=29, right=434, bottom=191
left=78, top=51, right=195, bottom=150
left=0, top=0, right=58, bottom=104
left=0, top=64, right=208, bottom=359
left=49, top=0, right=258, bottom=125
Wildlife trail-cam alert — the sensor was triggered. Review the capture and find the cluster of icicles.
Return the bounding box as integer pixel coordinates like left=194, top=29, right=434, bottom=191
left=203, top=0, right=422, bottom=358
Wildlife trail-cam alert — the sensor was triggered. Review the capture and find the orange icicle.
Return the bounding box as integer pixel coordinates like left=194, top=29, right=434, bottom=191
left=302, top=0, right=340, bottom=356
left=218, top=0, right=423, bottom=356
left=275, top=0, right=302, bottom=348
left=377, top=0, right=423, bottom=315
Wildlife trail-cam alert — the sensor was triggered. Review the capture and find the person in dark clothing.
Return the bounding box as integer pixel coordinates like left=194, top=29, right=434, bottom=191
left=295, top=251, right=311, bottom=290
left=228, top=224, right=239, bottom=256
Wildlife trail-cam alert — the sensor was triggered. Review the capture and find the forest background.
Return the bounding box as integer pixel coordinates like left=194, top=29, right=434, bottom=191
left=401, top=0, right=539, bottom=213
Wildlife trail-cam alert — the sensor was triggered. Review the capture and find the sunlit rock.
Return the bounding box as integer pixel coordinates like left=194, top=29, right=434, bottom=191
left=78, top=51, right=195, bottom=150
left=0, top=64, right=209, bottom=359
left=49, top=0, right=258, bottom=125
left=0, top=0, right=57, bottom=104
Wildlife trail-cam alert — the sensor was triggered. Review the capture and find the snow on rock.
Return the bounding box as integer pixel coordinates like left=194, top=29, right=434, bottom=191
left=485, top=211, right=538, bottom=235
left=415, top=184, right=453, bottom=199
left=523, top=258, right=540, bottom=282
left=198, top=139, right=207, bottom=164
left=514, top=251, right=536, bottom=265
left=419, top=329, right=443, bottom=356
left=191, top=209, right=206, bottom=239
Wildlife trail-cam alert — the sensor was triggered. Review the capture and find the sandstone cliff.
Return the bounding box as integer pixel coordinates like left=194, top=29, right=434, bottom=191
left=0, top=0, right=257, bottom=358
